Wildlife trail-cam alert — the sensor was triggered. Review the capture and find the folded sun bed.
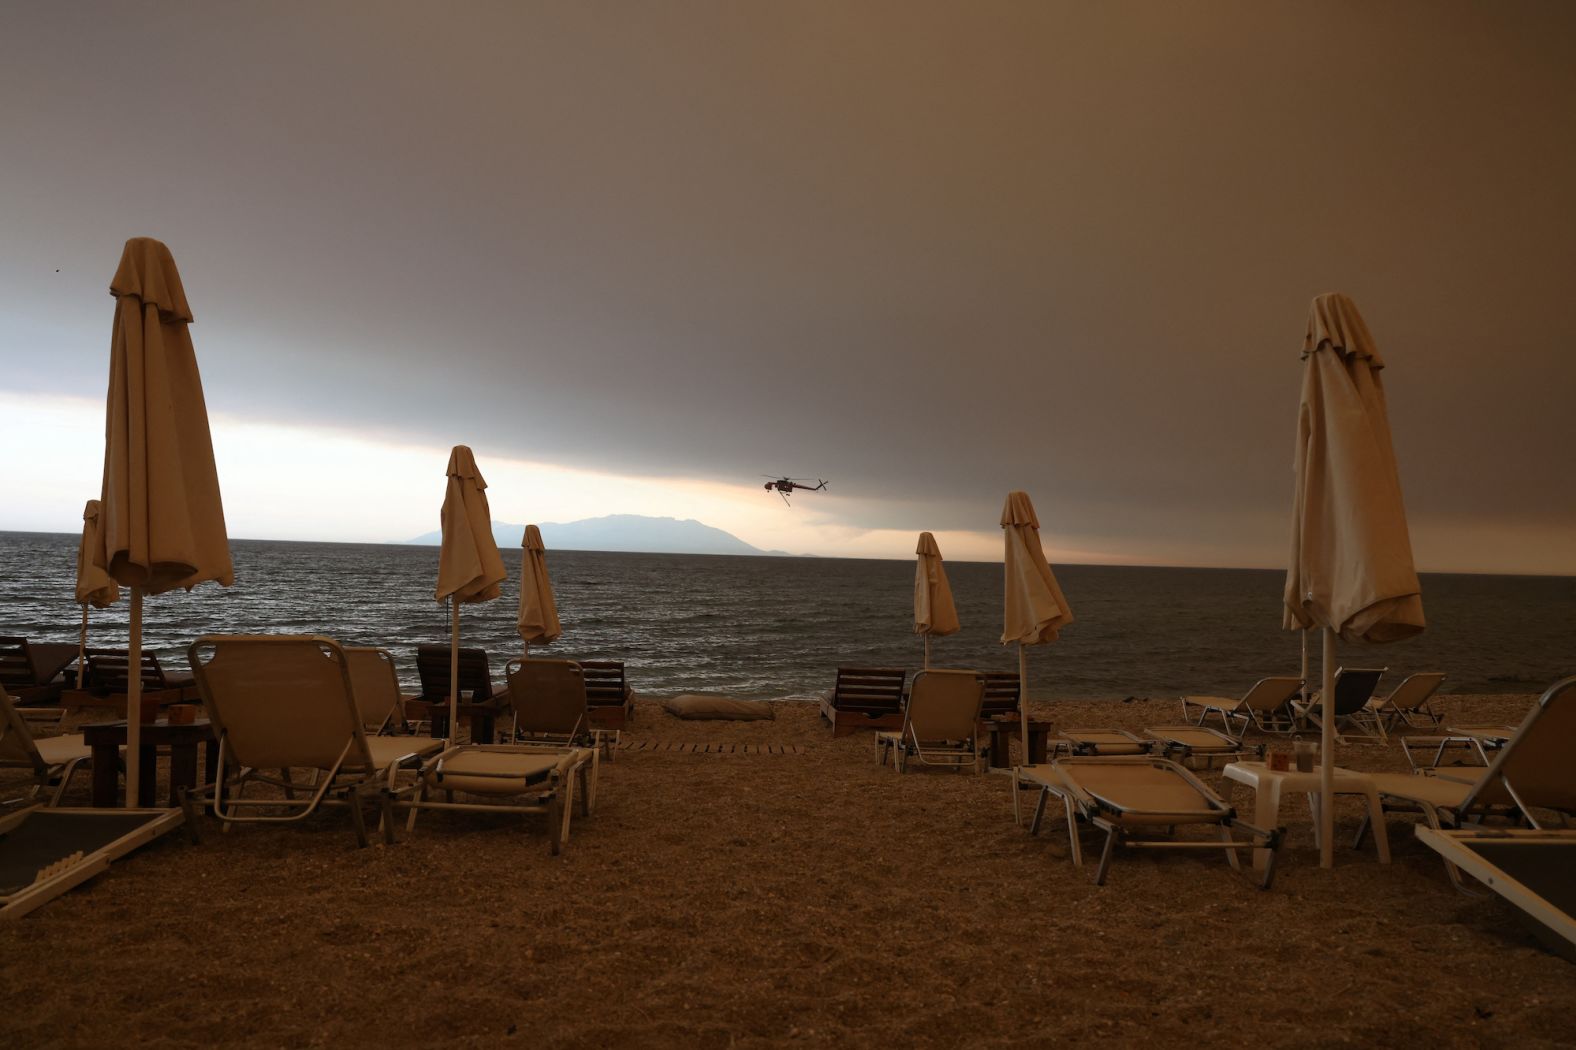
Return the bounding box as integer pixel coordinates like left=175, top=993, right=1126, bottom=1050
left=1414, top=826, right=1576, bottom=961
left=401, top=742, right=598, bottom=855
left=0, top=804, right=188, bottom=919
left=1019, top=757, right=1282, bottom=887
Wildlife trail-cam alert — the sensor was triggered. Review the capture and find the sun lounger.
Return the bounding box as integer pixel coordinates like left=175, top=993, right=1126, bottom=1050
left=1357, top=672, right=1446, bottom=735
left=1360, top=676, right=1576, bottom=890
left=979, top=671, right=1021, bottom=722
left=874, top=669, right=986, bottom=772
left=412, top=644, right=506, bottom=743
left=819, top=667, right=907, bottom=737
left=1414, top=826, right=1576, bottom=961
left=0, top=636, right=77, bottom=704
left=505, top=658, right=614, bottom=759
left=0, top=686, right=106, bottom=805
left=1019, top=757, right=1282, bottom=886
left=1053, top=729, right=1153, bottom=757
left=1180, top=676, right=1303, bottom=738
left=1293, top=667, right=1386, bottom=742
left=343, top=647, right=445, bottom=790
left=0, top=804, right=188, bottom=919
left=184, top=635, right=399, bottom=847
left=580, top=660, right=636, bottom=731
left=401, top=743, right=598, bottom=854
left=82, top=647, right=197, bottom=699
left=1400, top=723, right=1520, bottom=772
left=1144, top=725, right=1263, bottom=770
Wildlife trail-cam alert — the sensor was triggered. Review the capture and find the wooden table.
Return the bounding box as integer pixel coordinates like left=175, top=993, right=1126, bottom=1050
left=81, top=718, right=218, bottom=808
left=986, top=716, right=1052, bottom=769
left=1222, top=760, right=1391, bottom=871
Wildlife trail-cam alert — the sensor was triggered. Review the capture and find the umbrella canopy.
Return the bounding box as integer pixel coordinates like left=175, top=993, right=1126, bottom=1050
left=436, top=445, right=506, bottom=606
left=75, top=500, right=119, bottom=609
left=1001, top=492, right=1073, bottom=647
left=1284, top=292, right=1424, bottom=867
left=914, top=532, right=959, bottom=668
left=436, top=445, right=505, bottom=744
left=1001, top=491, right=1073, bottom=787
left=95, top=237, right=232, bottom=806
left=96, top=237, right=233, bottom=594
left=517, top=525, right=563, bottom=647
left=74, top=498, right=119, bottom=690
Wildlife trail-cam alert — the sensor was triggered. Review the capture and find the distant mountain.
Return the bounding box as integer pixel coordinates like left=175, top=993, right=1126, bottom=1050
left=406, top=514, right=789, bottom=557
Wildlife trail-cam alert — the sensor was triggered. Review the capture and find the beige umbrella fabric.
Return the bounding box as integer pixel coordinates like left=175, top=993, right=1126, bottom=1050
left=1283, top=292, right=1424, bottom=867
left=95, top=237, right=233, bottom=806
left=1001, top=491, right=1073, bottom=795
left=913, top=531, right=959, bottom=669
left=436, top=445, right=506, bottom=744
left=74, top=499, right=120, bottom=688
left=517, top=524, right=563, bottom=652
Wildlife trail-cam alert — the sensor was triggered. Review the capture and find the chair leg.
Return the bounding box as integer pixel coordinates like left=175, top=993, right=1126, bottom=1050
left=548, top=794, right=563, bottom=856
left=406, top=783, right=424, bottom=832
left=1064, top=797, right=1083, bottom=867
left=1093, top=827, right=1117, bottom=885
left=1029, top=788, right=1049, bottom=835
left=346, top=790, right=370, bottom=848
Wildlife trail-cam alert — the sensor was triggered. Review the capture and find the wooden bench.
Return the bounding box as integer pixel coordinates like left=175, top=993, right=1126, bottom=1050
left=59, top=648, right=196, bottom=715
left=579, top=660, right=635, bottom=730
left=819, top=667, right=908, bottom=737
left=980, top=670, right=1021, bottom=722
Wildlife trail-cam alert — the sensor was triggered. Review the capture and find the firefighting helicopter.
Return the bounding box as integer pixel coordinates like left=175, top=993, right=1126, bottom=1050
left=762, top=477, right=828, bottom=505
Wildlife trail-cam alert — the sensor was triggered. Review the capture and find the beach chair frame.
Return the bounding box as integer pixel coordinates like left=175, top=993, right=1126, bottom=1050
left=0, top=686, right=100, bottom=806
left=398, top=743, right=597, bottom=855
left=1024, top=757, right=1282, bottom=887
left=1414, top=826, right=1576, bottom=961
left=1179, top=677, right=1304, bottom=739
left=1053, top=729, right=1154, bottom=758
left=874, top=669, right=985, bottom=773
left=1357, top=672, right=1446, bottom=737
left=1294, top=667, right=1387, bottom=743
left=1144, top=724, right=1264, bottom=771
left=504, top=658, right=613, bottom=759
left=185, top=636, right=398, bottom=848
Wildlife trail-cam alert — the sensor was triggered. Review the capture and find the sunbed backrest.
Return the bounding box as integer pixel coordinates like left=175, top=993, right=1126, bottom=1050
left=832, top=667, right=907, bottom=714
left=85, top=648, right=167, bottom=693
left=1384, top=672, right=1445, bottom=712
left=1241, top=676, right=1302, bottom=713
left=579, top=661, right=628, bottom=709
left=1462, top=676, right=1576, bottom=816
left=905, top=670, right=985, bottom=742
left=0, top=637, right=36, bottom=689
left=979, top=671, right=1021, bottom=719
left=343, top=647, right=404, bottom=732
left=506, top=659, right=588, bottom=738
left=415, top=645, right=494, bottom=701
left=189, top=636, right=373, bottom=772
left=1330, top=668, right=1385, bottom=716
left=0, top=686, right=46, bottom=773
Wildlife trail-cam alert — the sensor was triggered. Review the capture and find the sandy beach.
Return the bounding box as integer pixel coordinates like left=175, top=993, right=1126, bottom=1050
left=3, top=691, right=1573, bottom=1049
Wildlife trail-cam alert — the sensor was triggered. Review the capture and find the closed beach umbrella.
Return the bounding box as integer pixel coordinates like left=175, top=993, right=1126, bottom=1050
left=1284, top=292, right=1424, bottom=867
left=74, top=498, right=120, bottom=687
left=517, top=524, right=562, bottom=653
left=1001, top=491, right=1073, bottom=785
left=913, top=531, right=959, bottom=669
left=436, top=445, right=506, bottom=744
left=96, top=237, right=234, bottom=806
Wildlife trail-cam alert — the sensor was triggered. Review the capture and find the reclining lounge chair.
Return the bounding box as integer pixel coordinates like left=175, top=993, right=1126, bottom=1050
left=343, top=647, right=445, bottom=791
left=505, top=658, right=613, bottom=761
left=819, top=667, right=907, bottom=738
left=1053, top=729, right=1153, bottom=758
left=0, top=686, right=103, bottom=806
left=1180, top=676, right=1303, bottom=738
left=1144, top=724, right=1263, bottom=771
left=1362, top=675, right=1576, bottom=890
left=874, top=669, right=986, bottom=773
left=1019, top=756, right=1282, bottom=887
left=401, top=742, right=598, bottom=855
left=1356, top=671, right=1446, bottom=737
left=185, top=635, right=399, bottom=847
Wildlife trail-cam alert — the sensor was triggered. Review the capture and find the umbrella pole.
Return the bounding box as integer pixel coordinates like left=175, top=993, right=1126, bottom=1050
left=1300, top=628, right=1309, bottom=705
left=923, top=634, right=930, bottom=671
left=1320, top=626, right=1336, bottom=868
left=1018, top=642, right=1030, bottom=768
left=77, top=603, right=89, bottom=690
left=449, top=597, right=460, bottom=747
left=125, top=587, right=142, bottom=808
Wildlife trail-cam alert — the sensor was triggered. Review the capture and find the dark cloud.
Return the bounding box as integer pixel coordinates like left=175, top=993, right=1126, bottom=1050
left=2, top=2, right=1573, bottom=571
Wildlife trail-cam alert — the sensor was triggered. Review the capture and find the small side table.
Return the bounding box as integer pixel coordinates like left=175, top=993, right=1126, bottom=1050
left=81, top=718, right=218, bottom=808
left=986, top=717, right=1052, bottom=769
left=1222, top=760, right=1391, bottom=871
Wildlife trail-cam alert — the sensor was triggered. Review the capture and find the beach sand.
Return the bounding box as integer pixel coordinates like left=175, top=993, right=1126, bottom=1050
left=3, top=692, right=1573, bottom=1048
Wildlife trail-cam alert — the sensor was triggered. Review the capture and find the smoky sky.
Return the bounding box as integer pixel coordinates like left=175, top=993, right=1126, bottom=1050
left=3, top=2, right=1574, bottom=570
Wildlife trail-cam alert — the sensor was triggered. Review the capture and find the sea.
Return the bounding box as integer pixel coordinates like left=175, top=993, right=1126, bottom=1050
left=1, top=532, right=1570, bottom=701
